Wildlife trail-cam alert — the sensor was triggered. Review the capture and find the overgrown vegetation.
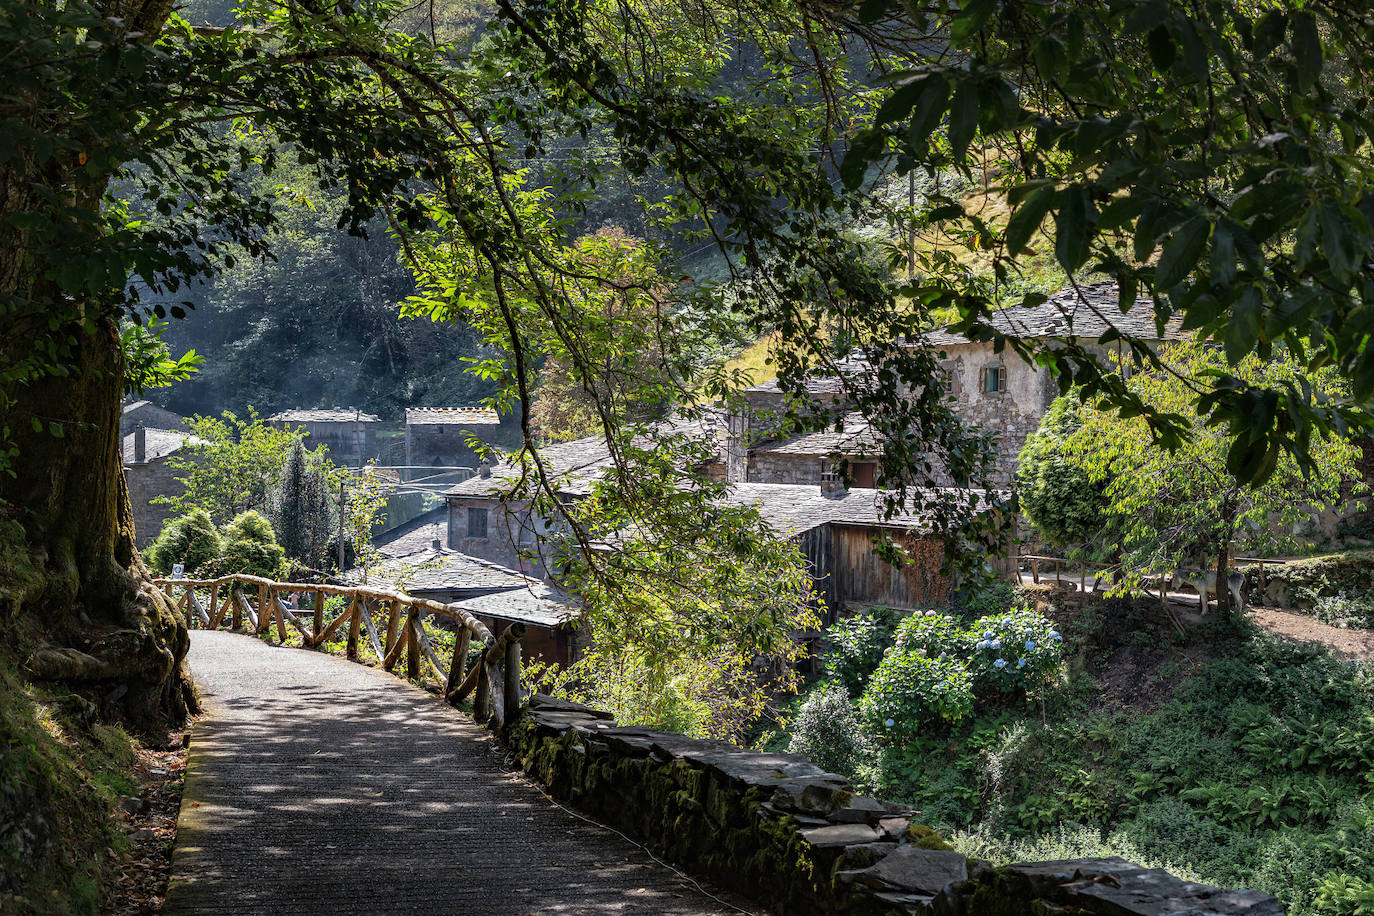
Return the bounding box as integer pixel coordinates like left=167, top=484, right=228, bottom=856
left=773, top=591, right=1374, bottom=916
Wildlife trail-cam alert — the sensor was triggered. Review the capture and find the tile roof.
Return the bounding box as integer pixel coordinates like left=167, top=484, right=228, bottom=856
left=451, top=581, right=579, bottom=628
left=270, top=408, right=381, bottom=424
left=921, top=281, right=1184, bottom=348
left=750, top=413, right=882, bottom=458
left=373, top=507, right=448, bottom=559
left=744, top=352, right=871, bottom=397
left=121, top=428, right=199, bottom=464
left=718, top=483, right=995, bottom=536
left=445, top=413, right=731, bottom=499
left=346, top=547, right=534, bottom=595
left=405, top=407, right=500, bottom=425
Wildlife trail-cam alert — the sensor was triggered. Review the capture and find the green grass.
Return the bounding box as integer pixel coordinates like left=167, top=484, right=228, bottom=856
left=782, top=603, right=1374, bottom=916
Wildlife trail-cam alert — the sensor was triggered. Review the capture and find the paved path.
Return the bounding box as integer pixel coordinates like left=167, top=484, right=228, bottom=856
left=167, top=631, right=737, bottom=915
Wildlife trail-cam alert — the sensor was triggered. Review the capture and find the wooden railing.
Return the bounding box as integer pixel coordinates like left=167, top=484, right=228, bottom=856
left=151, top=574, right=526, bottom=726
left=1019, top=555, right=1121, bottom=592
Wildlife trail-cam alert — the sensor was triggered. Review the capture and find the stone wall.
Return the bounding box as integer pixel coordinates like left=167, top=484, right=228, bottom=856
left=125, top=456, right=185, bottom=547
left=446, top=495, right=540, bottom=574
left=506, top=696, right=1282, bottom=916
left=748, top=451, right=825, bottom=485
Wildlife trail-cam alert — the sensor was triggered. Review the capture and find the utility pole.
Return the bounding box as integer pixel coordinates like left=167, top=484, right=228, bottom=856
left=337, top=476, right=347, bottom=572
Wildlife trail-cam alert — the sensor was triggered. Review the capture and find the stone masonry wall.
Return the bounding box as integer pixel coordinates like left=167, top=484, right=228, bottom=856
left=506, top=695, right=1282, bottom=916
left=125, top=457, right=184, bottom=546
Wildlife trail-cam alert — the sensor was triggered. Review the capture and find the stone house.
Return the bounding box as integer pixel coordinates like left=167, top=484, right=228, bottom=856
left=404, top=407, right=501, bottom=480
left=121, top=400, right=186, bottom=436
left=122, top=425, right=200, bottom=547
left=347, top=540, right=580, bottom=666
left=443, top=429, right=1007, bottom=615
left=916, top=282, right=1182, bottom=484
left=269, top=408, right=380, bottom=467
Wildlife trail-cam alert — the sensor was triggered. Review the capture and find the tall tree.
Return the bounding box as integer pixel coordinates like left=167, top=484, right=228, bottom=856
left=268, top=440, right=337, bottom=568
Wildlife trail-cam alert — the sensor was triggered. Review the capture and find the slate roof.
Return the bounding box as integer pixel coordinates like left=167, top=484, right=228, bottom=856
left=405, top=407, right=500, bottom=426
left=270, top=408, right=381, bottom=424
left=744, top=352, right=871, bottom=398
left=750, top=413, right=882, bottom=458
left=445, top=413, right=731, bottom=499
left=121, top=428, right=199, bottom=464
left=451, top=581, right=579, bottom=629
left=718, top=483, right=994, bottom=536
left=373, top=507, right=448, bottom=559
left=921, top=282, right=1185, bottom=348
left=346, top=547, right=534, bottom=595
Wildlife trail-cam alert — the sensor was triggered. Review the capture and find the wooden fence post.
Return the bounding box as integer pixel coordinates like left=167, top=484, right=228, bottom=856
left=313, top=587, right=324, bottom=642
left=346, top=598, right=361, bottom=659
left=447, top=628, right=471, bottom=701
left=474, top=661, right=491, bottom=723
left=231, top=585, right=243, bottom=631
left=257, top=583, right=270, bottom=634
left=503, top=637, right=521, bottom=725
left=405, top=610, right=420, bottom=681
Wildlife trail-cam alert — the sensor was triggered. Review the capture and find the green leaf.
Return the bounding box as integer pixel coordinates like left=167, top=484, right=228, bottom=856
left=1291, top=11, right=1322, bottom=90
left=948, top=79, right=979, bottom=161
left=1252, top=10, right=1287, bottom=59
left=1004, top=185, right=1054, bottom=256
left=1147, top=25, right=1175, bottom=70
left=906, top=77, right=951, bottom=148
left=1225, top=288, right=1262, bottom=365
left=1154, top=215, right=1209, bottom=288
left=950, top=0, right=998, bottom=44
left=1054, top=186, right=1095, bottom=272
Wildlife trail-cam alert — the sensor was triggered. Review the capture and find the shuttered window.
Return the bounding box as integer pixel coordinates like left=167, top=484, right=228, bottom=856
left=981, top=364, right=1007, bottom=394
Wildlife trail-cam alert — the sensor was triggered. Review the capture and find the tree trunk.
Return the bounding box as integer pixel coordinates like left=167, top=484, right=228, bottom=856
left=1, top=315, right=197, bottom=733
left=0, top=0, right=195, bottom=731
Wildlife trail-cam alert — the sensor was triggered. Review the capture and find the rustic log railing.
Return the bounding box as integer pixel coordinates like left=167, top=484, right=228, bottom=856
left=1018, top=554, right=1121, bottom=592
left=151, top=574, right=525, bottom=726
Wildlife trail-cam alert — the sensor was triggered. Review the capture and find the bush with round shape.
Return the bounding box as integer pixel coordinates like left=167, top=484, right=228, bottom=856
left=144, top=509, right=222, bottom=577
left=892, top=611, right=967, bottom=660
left=823, top=608, right=899, bottom=697
left=967, top=608, right=1063, bottom=695
left=859, top=650, right=974, bottom=741
left=787, top=682, right=863, bottom=777
left=206, top=510, right=285, bottom=579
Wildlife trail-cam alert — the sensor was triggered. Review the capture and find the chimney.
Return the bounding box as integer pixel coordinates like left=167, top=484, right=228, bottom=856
left=479, top=458, right=491, bottom=478
left=133, top=424, right=146, bottom=464
left=431, top=538, right=442, bottom=552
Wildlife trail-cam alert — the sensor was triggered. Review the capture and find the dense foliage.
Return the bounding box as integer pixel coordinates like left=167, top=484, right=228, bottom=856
left=267, top=441, right=337, bottom=568
left=1016, top=394, right=1110, bottom=552
left=161, top=412, right=310, bottom=522
left=144, top=509, right=223, bottom=577
left=778, top=594, right=1374, bottom=916
left=1047, top=344, right=1363, bottom=587
left=146, top=508, right=284, bottom=579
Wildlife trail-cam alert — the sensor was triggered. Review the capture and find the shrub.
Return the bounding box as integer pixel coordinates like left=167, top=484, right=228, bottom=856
left=954, top=582, right=1019, bottom=621
left=966, top=609, right=1064, bottom=696
left=823, top=608, right=900, bottom=697
left=206, top=510, right=285, bottom=578
left=859, top=650, right=974, bottom=740
left=893, top=611, right=967, bottom=660
left=144, top=509, right=222, bottom=576
left=786, top=683, right=863, bottom=777
left=1312, top=595, right=1374, bottom=629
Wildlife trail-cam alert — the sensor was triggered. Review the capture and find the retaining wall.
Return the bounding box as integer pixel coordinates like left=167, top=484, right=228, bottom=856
left=506, top=695, right=1283, bottom=916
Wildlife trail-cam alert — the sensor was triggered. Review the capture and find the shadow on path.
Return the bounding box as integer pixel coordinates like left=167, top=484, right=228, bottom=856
left=167, top=631, right=735, bottom=915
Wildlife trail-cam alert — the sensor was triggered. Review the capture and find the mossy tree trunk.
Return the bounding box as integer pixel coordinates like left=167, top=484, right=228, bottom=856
left=0, top=0, right=195, bottom=733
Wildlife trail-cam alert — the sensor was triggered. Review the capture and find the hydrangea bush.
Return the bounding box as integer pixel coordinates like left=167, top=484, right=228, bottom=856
left=859, top=606, right=1064, bottom=741
left=859, top=650, right=975, bottom=741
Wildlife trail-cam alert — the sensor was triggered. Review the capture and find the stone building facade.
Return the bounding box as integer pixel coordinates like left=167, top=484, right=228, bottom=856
left=121, top=400, right=186, bottom=436
left=404, top=407, right=500, bottom=479
left=269, top=408, right=380, bottom=467
left=122, top=426, right=199, bottom=546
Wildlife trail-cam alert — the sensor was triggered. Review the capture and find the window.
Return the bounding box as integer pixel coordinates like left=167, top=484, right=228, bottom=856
left=467, top=507, right=488, bottom=539
left=940, top=364, right=958, bottom=398
left=980, top=364, right=1007, bottom=394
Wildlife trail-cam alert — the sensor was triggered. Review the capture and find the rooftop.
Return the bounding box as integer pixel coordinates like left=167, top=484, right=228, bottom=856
left=406, top=407, right=501, bottom=426
left=921, top=281, right=1185, bottom=348
left=719, top=483, right=995, bottom=536
left=750, top=413, right=881, bottom=458
left=451, top=581, right=579, bottom=629
left=347, top=546, right=535, bottom=595
left=270, top=408, right=381, bottom=424
left=122, top=427, right=199, bottom=464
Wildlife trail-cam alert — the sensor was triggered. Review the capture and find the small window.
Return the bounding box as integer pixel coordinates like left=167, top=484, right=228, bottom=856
left=940, top=365, right=957, bottom=398
left=981, top=364, right=1007, bottom=394
left=467, top=507, right=488, bottom=539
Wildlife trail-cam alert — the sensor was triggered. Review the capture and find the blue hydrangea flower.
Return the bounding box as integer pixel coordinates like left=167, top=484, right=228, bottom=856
left=990, top=639, right=1002, bottom=650
left=1048, top=630, right=1062, bottom=641
left=983, top=630, right=995, bottom=640
left=1017, top=658, right=1027, bottom=668
left=993, top=658, right=1007, bottom=669
left=1025, top=639, right=1035, bottom=651
left=885, top=718, right=895, bottom=728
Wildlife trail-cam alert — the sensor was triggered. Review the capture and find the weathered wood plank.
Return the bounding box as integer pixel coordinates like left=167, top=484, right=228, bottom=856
left=503, top=637, right=522, bottom=724
left=310, top=597, right=356, bottom=648
left=234, top=590, right=257, bottom=631
left=413, top=618, right=448, bottom=682
left=360, top=600, right=386, bottom=662
left=447, top=627, right=471, bottom=699
left=346, top=596, right=361, bottom=659
left=382, top=599, right=403, bottom=668
left=312, top=587, right=324, bottom=641
left=405, top=611, right=420, bottom=681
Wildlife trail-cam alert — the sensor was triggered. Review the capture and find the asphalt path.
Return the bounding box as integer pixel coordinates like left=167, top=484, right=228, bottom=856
left=166, top=631, right=736, bottom=915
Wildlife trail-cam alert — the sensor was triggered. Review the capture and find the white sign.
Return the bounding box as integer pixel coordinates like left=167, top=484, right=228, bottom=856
left=172, top=563, right=185, bottom=579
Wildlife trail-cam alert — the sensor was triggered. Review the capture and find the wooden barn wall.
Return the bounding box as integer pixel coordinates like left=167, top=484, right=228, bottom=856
left=795, top=526, right=838, bottom=623
left=829, top=525, right=949, bottom=611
